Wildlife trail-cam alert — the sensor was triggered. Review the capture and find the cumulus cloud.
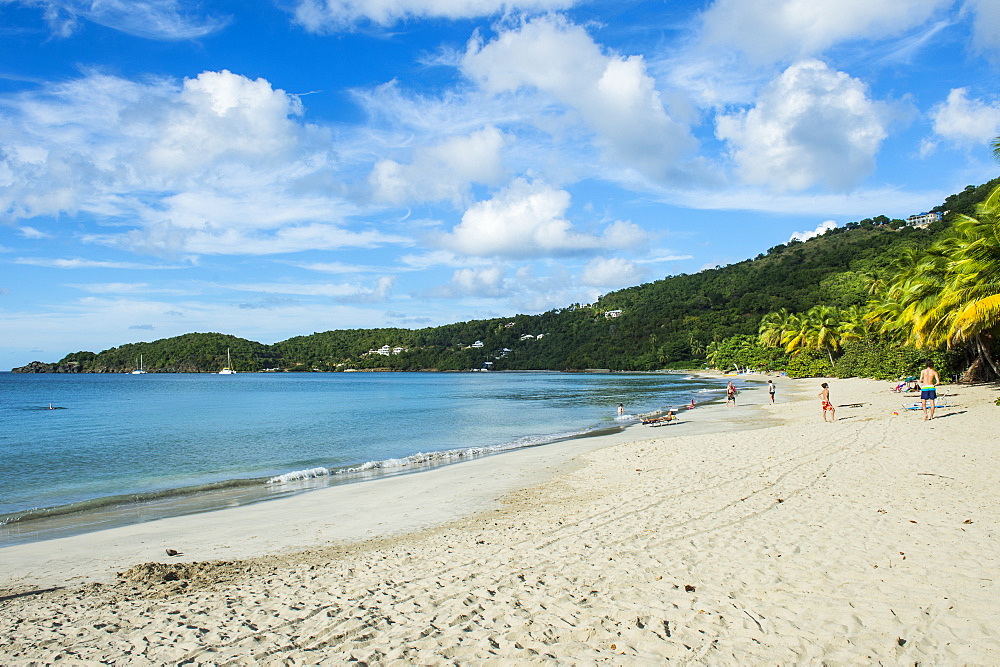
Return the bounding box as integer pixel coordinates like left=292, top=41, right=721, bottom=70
left=789, top=219, right=837, bottom=242
left=9, top=0, right=228, bottom=40
left=461, top=15, right=695, bottom=181
left=580, top=257, right=645, bottom=289
left=370, top=126, right=507, bottom=205
left=291, top=0, right=575, bottom=31
left=342, top=275, right=395, bottom=303
left=445, top=265, right=507, bottom=297
left=928, top=88, right=1000, bottom=148
left=715, top=59, right=887, bottom=192
left=0, top=70, right=407, bottom=256
left=439, top=178, right=643, bottom=258
left=698, top=0, right=952, bottom=65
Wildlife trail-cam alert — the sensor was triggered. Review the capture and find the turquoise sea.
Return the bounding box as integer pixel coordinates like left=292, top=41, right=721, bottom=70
left=0, top=371, right=729, bottom=545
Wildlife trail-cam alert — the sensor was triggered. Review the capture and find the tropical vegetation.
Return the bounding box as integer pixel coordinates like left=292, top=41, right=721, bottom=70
left=14, top=175, right=1000, bottom=382
left=751, top=175, right=1000, bottom=380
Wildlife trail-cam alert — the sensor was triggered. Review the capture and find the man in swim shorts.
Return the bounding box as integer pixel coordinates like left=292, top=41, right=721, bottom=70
left=818, top=382, right=835, bottom=422
left=919, top=360, right=941, bottom=421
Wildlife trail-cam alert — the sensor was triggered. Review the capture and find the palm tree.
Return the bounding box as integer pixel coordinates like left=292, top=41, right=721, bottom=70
left=838, top=304, right=870, bottom=343
left=705, top=340, right=721, bottom=368
left=758, top=308, right=794, bottom=347
left=779, top=306, right=845, bottom=366
left=877, top=184, right=1000, bottom=379
left=806, top=305, right=846, bottom=365
left=937, top=187, right=1000, bottom=377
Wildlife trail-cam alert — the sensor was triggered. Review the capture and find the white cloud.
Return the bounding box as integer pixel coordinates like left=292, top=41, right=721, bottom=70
left=965, top=0, right=1000, bottom=62
left=929, top=88, right=1000, bottom=148
left=18, top=225, right=51, bottom=239
left=698, top=0, right=953, bottom=65
left=289, top=260, right=385, bottom=274
left=142, top=70, right=324, bottom=184
left=291, top=0, right=575, bottom=31
left=580, top=257, right=645, bottom=289
left=0, top=70, right=407, bottom=256
left=222, top=277, right=394, bottom=301
left=439, top=178, right=641, bottom=258
left=715, top=59, right=888, bottom=192
left=634, top=253, right=694, bottom=264
left=100, top=221, right=405, bottom=256
left=789, top=219, right=837, bottom=242
left=14, top=257, right=185, bottom=269
left=370, top=126, right=507, bottom=205
left=399, top=249, right=473, bottom=270
left=68, top=283, right=149, bottom=294
left=8, top=0, right=228, bottom=40
left=445, top=265, right=507, bottom=297
left=670, top=184, right=948, bottom=218
left=461, top=15, right=695, bottom=181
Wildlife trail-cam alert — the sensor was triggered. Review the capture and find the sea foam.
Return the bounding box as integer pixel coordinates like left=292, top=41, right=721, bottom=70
left=267, top=467, right=331, bottom=484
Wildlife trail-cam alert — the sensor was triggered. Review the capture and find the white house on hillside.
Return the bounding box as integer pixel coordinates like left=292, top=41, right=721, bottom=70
left=906, top=211, right=944, bottom=228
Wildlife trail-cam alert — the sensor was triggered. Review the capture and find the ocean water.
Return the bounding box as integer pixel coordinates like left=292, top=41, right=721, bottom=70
left=0, top=371, right=727, bottom=545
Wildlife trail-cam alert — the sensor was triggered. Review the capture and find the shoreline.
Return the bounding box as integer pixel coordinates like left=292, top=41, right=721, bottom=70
left=0, top=370, right=727, bottom=548
left=4, top=374, right=996, bottom=661
left=0, top=372, right=770, bottom=591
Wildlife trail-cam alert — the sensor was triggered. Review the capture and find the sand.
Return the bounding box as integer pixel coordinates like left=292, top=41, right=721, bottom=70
left=1, top=375, right=998, bottom=663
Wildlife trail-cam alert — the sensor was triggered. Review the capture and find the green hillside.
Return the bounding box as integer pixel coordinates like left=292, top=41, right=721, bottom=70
left=15, top=177, right=999, bottom=377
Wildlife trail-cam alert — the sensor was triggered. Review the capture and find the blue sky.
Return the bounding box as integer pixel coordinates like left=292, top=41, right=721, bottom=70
left=1, top=0, right=999, bottom=369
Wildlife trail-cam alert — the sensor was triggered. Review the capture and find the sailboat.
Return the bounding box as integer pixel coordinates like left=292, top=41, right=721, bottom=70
left=218, top=348, right=236, bottom=375
left=131, top=353, right=148, bottom=374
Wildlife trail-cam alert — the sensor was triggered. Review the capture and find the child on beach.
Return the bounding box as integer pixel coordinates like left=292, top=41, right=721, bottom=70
left=726, top=381, right=737, bottom=406
left=818, top=383, right=835, bottom=422
left=767, top=380, right=775, bottom=404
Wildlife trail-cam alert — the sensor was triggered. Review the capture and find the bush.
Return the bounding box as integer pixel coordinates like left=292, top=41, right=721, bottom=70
left=708, top=334, right=789, bottom=372
left=833, top=337, right=957, bottom=380
left=786, top=349, right=834, bottom=378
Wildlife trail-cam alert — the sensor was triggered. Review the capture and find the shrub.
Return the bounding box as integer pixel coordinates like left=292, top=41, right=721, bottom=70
left=834, top=337, right=957, bottom=380
left=786, top=349, right=834, bottom=378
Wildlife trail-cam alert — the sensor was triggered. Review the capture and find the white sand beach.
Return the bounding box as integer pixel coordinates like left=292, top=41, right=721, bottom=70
left=1, top=375, right=998, bottom=663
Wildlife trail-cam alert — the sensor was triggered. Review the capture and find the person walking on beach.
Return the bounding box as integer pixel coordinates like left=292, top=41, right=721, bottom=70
left=919, top=360, right=941, bottom=421
left=726, top=381, right=737, bottom=406
left=767, top=379, right=776, bottom=404
left=818, top=382, right=835, bottom=422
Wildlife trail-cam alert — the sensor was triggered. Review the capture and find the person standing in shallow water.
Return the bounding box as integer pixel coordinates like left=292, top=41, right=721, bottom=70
left=919, top=360, right=941, bottom=421
left=818, top=383, right=835, bottom=422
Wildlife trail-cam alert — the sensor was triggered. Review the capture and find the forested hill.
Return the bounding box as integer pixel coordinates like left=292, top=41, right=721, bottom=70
left=16, top=177, right=998, bottom=373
